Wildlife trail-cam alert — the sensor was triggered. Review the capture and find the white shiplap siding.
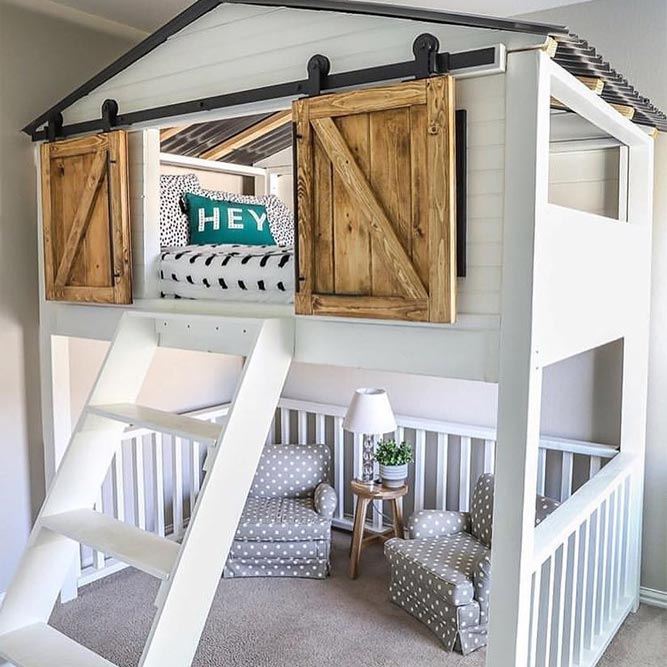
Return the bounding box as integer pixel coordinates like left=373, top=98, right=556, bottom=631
left=549, top=147, right=621, bottom=219
left=457, top=74, right=505, bottom=316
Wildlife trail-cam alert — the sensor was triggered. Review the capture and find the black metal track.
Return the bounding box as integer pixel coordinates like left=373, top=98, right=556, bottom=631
left=31, top=46, right=496, bottom=141
left=22, top=0, right=667, bottom=136
left=23, top=0, right=568, bottom=137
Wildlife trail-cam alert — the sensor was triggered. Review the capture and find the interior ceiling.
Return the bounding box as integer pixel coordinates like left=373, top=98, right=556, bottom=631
left=28, top=0, right=585, bottom=33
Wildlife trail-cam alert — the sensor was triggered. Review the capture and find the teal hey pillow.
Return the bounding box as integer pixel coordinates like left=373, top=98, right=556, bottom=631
left=183, top=192, right=275, bottom=245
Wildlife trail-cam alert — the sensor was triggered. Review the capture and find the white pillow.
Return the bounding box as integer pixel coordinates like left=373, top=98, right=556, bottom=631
left=195, top=187, right=294, bottom=246
left=159, top=173, right=200, bottom=247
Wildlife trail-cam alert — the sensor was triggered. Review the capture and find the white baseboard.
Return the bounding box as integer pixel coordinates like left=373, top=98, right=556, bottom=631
left=640, top=586, right=667, bottom=609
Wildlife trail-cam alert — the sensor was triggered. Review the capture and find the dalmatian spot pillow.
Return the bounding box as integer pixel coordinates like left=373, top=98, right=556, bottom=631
left=159, top=173, right=201, bottom=247
left=195, top=187, right=294, bottom=247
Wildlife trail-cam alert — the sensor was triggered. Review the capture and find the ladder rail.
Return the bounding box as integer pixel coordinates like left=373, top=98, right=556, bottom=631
left=0, top=314, right=158, bottom=636
left=0, top=312, right=295, bottom=667
left=140, top=317, right=294, bottom=667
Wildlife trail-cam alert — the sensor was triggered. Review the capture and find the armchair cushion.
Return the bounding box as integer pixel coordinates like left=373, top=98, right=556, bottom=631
left=249, top=444, right=331, bottom=499
left=313, top=483, right=337, bottom=519
left=235, top=497, right=330, bottom=542
left=385, top=532, right=489, bottom=607
left=407, top=510, right=470, bottom=539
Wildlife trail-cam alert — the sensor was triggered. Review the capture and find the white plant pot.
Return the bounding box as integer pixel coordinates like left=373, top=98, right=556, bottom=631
left=380, top=463, right=408, bottom=488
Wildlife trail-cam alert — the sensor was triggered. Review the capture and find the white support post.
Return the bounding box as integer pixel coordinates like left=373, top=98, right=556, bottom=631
left=487, top=49, right=550, bottom=667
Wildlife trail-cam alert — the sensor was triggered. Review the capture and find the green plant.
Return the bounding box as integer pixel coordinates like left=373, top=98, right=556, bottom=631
left=374, top=439, right=414, bottom=466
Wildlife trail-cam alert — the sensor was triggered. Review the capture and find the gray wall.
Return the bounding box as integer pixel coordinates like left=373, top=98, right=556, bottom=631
left=0, top=1, right=136, bottom=594
left=523, top=0, right=667, bottom=597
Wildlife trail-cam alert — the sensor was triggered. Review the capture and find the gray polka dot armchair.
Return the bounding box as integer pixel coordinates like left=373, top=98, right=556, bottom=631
left=223, top=444, right=337, bottom=579
left=384, top=473, right=559, bottom=654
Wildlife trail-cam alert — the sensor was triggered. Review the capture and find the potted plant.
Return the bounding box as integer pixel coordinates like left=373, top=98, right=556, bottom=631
left=374, top=439, right=413, bottom=488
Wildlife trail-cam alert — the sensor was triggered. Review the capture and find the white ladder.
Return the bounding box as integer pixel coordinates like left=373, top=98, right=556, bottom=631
left=0, top=311, right=294, bottom=667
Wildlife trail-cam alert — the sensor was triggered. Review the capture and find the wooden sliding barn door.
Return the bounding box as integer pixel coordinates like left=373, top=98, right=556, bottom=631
left=293, top=76, right=456, bottom=323
left=41, top=131, right=132, bottom=303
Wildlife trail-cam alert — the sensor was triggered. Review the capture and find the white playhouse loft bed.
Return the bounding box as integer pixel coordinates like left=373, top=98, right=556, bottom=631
left=0, top=2, right=661, bottom=667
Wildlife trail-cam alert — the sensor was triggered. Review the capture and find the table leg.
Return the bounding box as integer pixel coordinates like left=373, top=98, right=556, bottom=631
left=349, top=497, right=370, bottom=579
left=391, top=497, right=404, bottom=539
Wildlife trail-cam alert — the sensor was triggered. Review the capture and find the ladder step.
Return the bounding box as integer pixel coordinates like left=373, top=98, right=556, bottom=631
left=41, top=509, right=179, bottom=580
left=0, top=623, right=116, bottom=667
left=88, top=403, right=222, bottom=444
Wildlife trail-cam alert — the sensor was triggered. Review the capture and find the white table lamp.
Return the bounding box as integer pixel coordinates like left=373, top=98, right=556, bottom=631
left=343, top=388, right=397, bottom=485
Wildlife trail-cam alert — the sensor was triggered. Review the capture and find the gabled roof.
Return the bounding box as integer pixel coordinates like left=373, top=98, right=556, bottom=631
left=23, top=0, right=567, bottom=138
left=23, top=0, right=667, bottom=137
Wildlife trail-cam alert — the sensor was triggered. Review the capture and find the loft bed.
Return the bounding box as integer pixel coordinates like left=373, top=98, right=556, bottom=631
left=5, top=2, right=662, bottom=667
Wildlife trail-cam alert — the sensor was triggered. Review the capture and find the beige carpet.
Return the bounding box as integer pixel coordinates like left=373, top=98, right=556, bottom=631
left=50, top=531, right=666, bottom=666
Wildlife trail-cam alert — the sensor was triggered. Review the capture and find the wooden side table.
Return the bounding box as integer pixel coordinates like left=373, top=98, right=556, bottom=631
left=348, top=480, right=408, bottom=579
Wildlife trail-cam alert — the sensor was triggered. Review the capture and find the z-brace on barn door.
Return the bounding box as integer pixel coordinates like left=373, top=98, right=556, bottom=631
left=41, top=131, right=132, bottom=304
left=293, top=76, right=457, bottom=323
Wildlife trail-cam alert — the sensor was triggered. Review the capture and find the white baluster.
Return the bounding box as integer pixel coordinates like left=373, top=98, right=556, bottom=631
left=133, top=436, right=146, bottom=530
left=190, top=440, right=201, bottom=510
left=436, top=433, right=449, bottom=510
left=414, top=430, right=426, bottom=512
left=586, top=509, right=601, bottom=650
left=589, top=456, right=602, bottom=478
left=459, top=436, right=472, bottom=511
left=93, top=489, right=105, bottom=570
left=153, top=433, right=166, bottom=537
left=528, top=566, right=542, bottom=667
left=280, top=407, right=290, bottom=444
left=596, top=499, right=609, bottom=637
left=555, top=539, right=570, bottom=667
left=334, top=417, right=344, bottom=520
left=266, top=414, right=276, bottom=444
left=537, top=448, right=547, bottom=496
left=566, top=525, right=581, bottom=667
left=484, top=439, right=495, bottom=474
left=605, top=491, right=618, bottom=625
left=298, top=410, right=308, bottom=444
left=575, top=519, right=590, bottom=666
left=315, top=414, right=326, bottom=443
left=560, top=451, right=574, bottom=501
left=112, top=446, right=125, bottom=522
left=543, top=555, right=556, bottom=667
left=172, top=436, right=184, bottom=539
left=616, top=479, right=629, bottom=604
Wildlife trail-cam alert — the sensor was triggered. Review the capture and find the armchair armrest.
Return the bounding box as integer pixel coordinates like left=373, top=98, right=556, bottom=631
left=407, top=510, right=470, bottom=539
left=472, top=551, right=492, bottom=623
left=314, top=483, right=337, bottom=519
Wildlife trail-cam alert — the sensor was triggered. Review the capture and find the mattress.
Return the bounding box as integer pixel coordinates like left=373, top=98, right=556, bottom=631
left=159, top=244, right=294, bottom=304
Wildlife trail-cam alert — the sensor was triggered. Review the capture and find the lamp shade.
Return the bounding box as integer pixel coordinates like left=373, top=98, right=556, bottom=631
left=343, top=388, right=397, bottom=434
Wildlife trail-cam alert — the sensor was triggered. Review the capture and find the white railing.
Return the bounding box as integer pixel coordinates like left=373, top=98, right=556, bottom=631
left=67, top=398, right=618, bottom=600
left=527, top=453, right=636, bottom=667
